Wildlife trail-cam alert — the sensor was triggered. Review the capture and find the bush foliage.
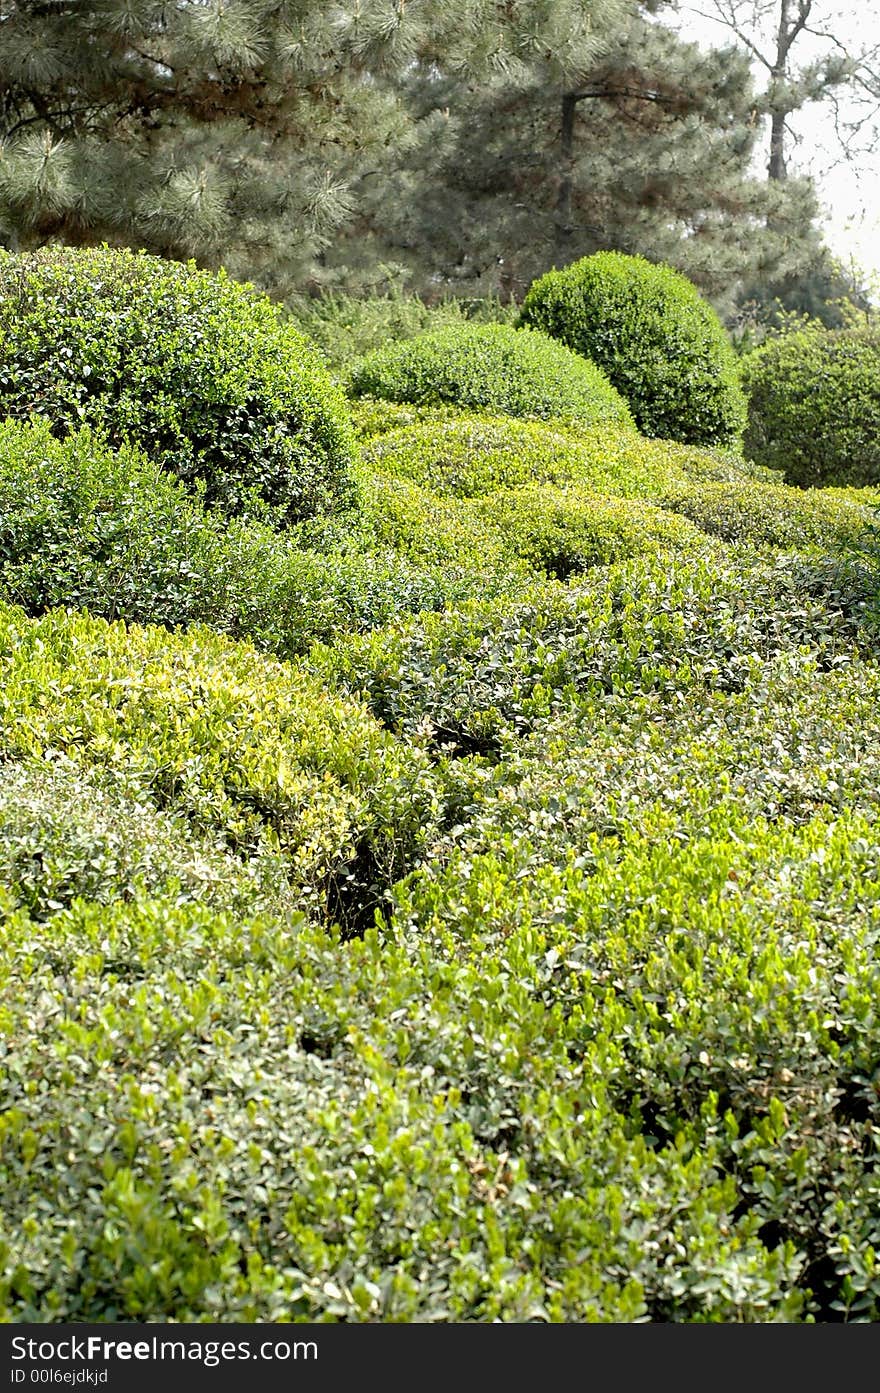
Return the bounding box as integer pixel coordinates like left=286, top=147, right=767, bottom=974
left=348, top=322, right=635, bottom=427
left=0, top=420, right=510, bottom=654
left=0, top=246, right=356, bottom=524
left=3, top=266, right=880, bottom=1323
left=742, top=326, right=880, bottom=487
left=519, top=251, right=747, bottom=447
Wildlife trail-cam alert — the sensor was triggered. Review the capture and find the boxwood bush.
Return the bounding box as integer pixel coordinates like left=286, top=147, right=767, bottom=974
left=363, top=419, right=772, bottom=504
left=741, top=326, right=880, bottom=487
left=348, top=323, right=635, bottom=428
left=0, top=757, right=294, bottom=923
left=472, top=487, right=704, bottom=579
left=519, top=251, right=747, bottom=447
left=0, top=246, right=356, bottom=524
left=0, top=421, right=498, bottom=655
left=658, top=479, right=874, bottom=551
left=0, top=602, right=436, bottom=934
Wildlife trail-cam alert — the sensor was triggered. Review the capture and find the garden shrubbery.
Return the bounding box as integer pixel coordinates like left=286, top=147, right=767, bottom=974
left=0, top=246, right=356, bottom=524
left=0, top=420, right=509, bottom=654
left=519, top=251, right=747, bottom=447
left=742, top=325, right=880, bottom=487
left=348, top=322, right=635, bottom=427
left=4, top=250, right=880, bottom=1324
left=0, top=601, right=435, bottom=934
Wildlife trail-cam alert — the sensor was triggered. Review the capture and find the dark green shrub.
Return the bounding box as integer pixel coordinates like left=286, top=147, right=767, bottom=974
left=742, top=327, right=880, bottom=487
left=349, top=322, right=634, bottom=428
left=519, top=251, right=747, bottom=447
left=0, top=246, right=356, bottom=524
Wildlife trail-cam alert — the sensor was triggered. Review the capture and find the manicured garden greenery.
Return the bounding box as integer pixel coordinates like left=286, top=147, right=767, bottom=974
left=742, top=326, right=880, bottom=487
left=519, top=251, right=747, bottom=448
left=2, top=248, right=880, bottom=1323
left=0, top=246, right=356, bottom=524
left=348, top=322, right=635, bottom=428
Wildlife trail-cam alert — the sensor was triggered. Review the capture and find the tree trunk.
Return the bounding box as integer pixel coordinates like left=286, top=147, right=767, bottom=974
left=554, top=92, right=577, bottom=259
left=768, top=105, right=788, bottom=180
left=767, top=0, right=793, bottom=180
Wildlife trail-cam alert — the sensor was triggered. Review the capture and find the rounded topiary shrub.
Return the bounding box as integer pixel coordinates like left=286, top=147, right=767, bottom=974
left=348, top=322, right=635, bottom=428
left=518, top=251, right=747, bottom=447
left=741, top=327, right=880, bottom=487
left=0, top=246, right=356, bottom=524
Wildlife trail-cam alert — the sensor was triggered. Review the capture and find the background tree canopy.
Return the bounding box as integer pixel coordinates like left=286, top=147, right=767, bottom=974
left=0, top=0, right=871, bottom=325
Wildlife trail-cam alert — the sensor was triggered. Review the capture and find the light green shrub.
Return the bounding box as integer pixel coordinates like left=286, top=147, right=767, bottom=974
left=473, top=487, right=704, bottom=578
left=292, top=288, right=516, bottom=373
left=658, top=479, right=874, bottom=550
left=0, top=602, right=435, bottom=934
left=349, top=323, right=634, bottom=428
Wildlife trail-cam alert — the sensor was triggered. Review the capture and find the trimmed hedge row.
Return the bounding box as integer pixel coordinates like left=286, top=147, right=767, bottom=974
left=311, top=551, right=878, bottom=754
left=0, top=602, right=436, bottom=935
left=362, top=419, right=780, bottom=503
left=0, top=421, right=512, bottom=654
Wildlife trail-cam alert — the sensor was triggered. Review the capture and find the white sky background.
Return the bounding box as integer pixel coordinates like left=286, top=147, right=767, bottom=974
left=661, top=2, right=880, bottom=287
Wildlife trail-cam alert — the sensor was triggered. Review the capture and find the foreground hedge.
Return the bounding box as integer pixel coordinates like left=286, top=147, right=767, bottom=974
left=519, top=251, right=747, bottom=448
left=348, top=323, right=635, bottom=428
left=4, top=540, right=880, bottom=1318
left=742, top=327, right=880, bottom=487
left=0, top=603, right=435, bottom=934
left=0, top=246, right=356, bottom=524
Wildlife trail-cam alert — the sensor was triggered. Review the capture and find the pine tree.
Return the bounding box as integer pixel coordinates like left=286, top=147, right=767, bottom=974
left=0, top=1, right=419, bottom=287
left=324, top=0, right=827, bottom=313
left=0, top=1, right=630, bottom=294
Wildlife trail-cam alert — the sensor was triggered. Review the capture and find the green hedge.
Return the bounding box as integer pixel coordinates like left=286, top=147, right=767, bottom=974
left=313, top=551, right=876, bottom=753
left=348, top=323, right=635, bottom=428
left=658, top=479, right=874, bottom=551
left=363, top=419, right=773, bottom=505
left=519, top=252, right=747, bottom=447
left=292, top=289, right=516, bottom=373
left=0, top=602, right=435, bottom=935
left=0, top=421, right=499, bottom=655
left=742, top=327, right=880, bottom=487
left=0, top=757, right=293, bottom=923
left=0, top=246, right=356, bottom=524
left=472, top=487, right=703, bottom=579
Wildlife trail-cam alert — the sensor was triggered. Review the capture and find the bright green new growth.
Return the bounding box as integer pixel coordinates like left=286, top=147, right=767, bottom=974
left=518, top=251, right=747, bottom=447
left=348, top=322, right=635, bottom=428
left=0, top=246, right=356, bottom=525
left=742, top=326, right=880, bottom=487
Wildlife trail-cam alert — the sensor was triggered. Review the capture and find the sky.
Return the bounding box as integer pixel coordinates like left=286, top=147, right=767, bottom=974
left=663, top=2, right=880, bottom=288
